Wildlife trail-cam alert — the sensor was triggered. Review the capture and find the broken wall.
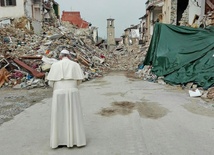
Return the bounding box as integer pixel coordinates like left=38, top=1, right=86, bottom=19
left=139, top=17, right=146, bottom=41
left=30, top=1, right=43, bottom=22
left=24, top=0, right=43, bottom=34
left=145, top=0, right=164, bottom=40
left=91, top=27, right=98, bottom=43
left=124, top=30, right=130, bottom=46
left=163, top=0, right=188, bottom=25
left=170, top=0, right=177, bottom=25
left=165, top=0, right=203, bottom=26
left=24, top=0, right=33, bottom=19
left=188, top=0, right=203, bottom=24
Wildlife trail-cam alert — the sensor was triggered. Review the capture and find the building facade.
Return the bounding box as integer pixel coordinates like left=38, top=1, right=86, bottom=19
left=0, top=0, right=25, bottom=19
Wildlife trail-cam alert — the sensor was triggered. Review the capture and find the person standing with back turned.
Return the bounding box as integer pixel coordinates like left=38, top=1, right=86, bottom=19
left=47, top=49, right=86, bottom=149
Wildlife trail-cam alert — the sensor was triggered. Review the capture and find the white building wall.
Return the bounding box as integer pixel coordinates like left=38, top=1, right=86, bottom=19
left=0, top=0, right=25, bottom=19
left=188, top=0, right=203, bottom=24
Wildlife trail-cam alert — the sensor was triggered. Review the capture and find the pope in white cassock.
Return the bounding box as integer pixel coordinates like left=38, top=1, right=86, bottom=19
left=47, top=49, right=86, bottom=149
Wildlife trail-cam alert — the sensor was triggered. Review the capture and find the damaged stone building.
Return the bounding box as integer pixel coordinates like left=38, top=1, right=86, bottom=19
left=0, top=0, right=60, bottom=34
left=141, top=0, right=214, bottom=42
left=0, top=0, right=144, bottom=90
left=0, top=0, right=100, bottom=89
left=134, top=0, right=214, bottom=99
left=122, top=24, right=140, bottom=46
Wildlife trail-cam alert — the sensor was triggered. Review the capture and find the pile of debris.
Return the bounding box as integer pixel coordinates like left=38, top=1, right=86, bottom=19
left=105, top=44, right=148, bottom=71
left=135, top=64, right=214, bottom=100
left=0, top=19, right=104, bottom=89
left=1, top=16, right=213, bottom=100
left=0, top=17, right=148, bottom=90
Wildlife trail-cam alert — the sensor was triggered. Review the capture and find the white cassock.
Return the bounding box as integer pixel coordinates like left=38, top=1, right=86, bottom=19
left=47, top=57, right=86, bottom=148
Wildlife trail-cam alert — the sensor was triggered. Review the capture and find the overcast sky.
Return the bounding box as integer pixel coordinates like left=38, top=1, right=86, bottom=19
left=55, top=0, right=146, bottom=39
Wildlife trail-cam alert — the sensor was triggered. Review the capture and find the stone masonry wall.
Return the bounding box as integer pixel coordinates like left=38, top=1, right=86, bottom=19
left=171, top=0, right=177, bottom=25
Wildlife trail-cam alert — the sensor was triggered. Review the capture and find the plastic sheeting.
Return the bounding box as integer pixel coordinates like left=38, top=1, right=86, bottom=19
left=144, top=23, right=214, bottom=89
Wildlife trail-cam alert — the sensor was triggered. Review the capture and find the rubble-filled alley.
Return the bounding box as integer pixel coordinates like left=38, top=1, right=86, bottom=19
left=0, top=17, right=147, bottom=89
left=0, top=14, right=214, bottom=125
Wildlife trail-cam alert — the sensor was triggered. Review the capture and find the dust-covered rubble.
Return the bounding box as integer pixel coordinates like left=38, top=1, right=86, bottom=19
left=0, top=16, right=151, bottom=90
left=0, top=16, right=213, bottom=101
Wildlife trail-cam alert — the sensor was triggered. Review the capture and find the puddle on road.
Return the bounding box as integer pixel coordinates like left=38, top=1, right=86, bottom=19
left=137, top=101, right=169, bottom=119
left=98, top=101, right=135, bottom=116
left=183, top=101, right=214, bottom=117
left=98, top=100, right=169, bottom=119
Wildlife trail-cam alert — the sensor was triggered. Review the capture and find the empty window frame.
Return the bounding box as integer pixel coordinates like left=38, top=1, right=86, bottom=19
left=0, top=0, right=16, bottom=6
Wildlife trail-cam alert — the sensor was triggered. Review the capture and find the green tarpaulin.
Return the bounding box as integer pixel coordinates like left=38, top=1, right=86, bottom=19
left=144, top=23, right=214, bottom=89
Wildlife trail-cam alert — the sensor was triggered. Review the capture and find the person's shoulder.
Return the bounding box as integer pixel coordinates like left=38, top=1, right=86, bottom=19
left=67, top=59, right=79, bottom=65
left=70, top=61, right=82, bottom=68
left=62, top=58, right=80, bottom=66
left=51, top=60, right=62, bottom=67
left=73, top=61, right=81, bottom=66
left=53, top=60, right=62, bottom=64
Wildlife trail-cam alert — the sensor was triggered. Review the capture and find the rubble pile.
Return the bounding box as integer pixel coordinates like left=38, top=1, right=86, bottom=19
left=135, top=66, right=214, bottom=100
left=0, top=17, right=150, bottom=89
left=0, top=17, right=213, bottom=100
left=206, top=87, right=214, bottom=100
left=135, top=62, right=214, bottom=100
left=105, top=44, right=148, bottom=71
left=0, top=19, right=111, bottom=89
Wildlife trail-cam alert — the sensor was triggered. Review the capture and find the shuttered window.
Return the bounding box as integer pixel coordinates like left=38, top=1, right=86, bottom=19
left=0, top=0, right=16, bottom=6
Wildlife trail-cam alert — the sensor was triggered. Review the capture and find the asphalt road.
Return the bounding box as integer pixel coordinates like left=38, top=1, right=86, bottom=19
left=0, top=71, right=213, bottom=155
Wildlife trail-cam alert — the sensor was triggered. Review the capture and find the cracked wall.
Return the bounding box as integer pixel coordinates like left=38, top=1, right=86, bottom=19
left=169, top=0, right=202, bottom=26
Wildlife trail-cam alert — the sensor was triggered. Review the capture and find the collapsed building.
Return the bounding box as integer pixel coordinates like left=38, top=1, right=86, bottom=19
left=132, top=0, right=214, bottom=100
left=141, top=0, right=214, bottom=43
